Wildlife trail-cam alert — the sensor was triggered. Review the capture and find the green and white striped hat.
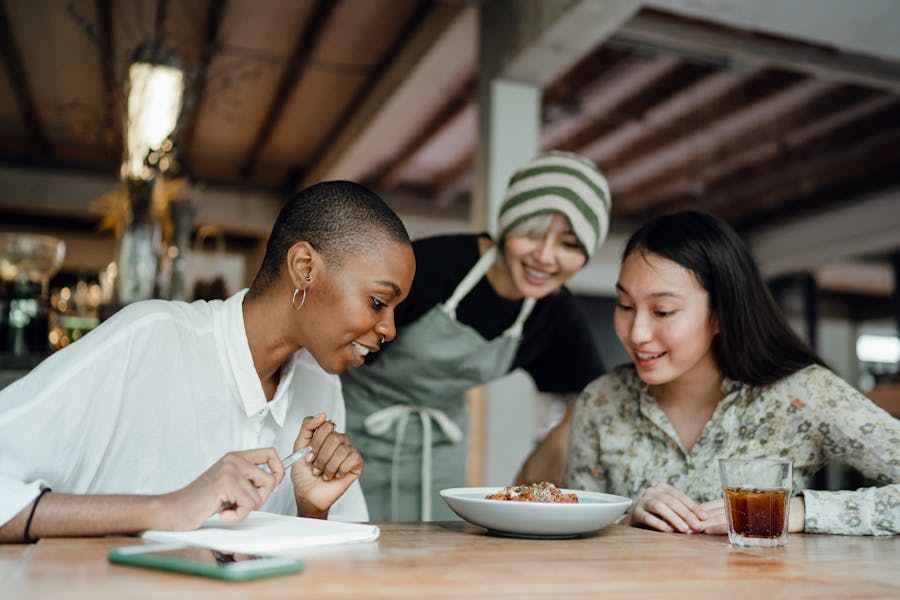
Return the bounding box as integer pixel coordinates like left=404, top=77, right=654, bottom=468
left=497, top=151, right=611, bottom=259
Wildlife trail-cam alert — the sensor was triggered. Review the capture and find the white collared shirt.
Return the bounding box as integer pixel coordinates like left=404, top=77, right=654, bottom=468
left=0, top=289, right=368, bottom=528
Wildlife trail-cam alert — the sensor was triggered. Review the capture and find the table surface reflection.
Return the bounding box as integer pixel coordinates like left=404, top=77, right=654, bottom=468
left=1, top=522, right=898, bottom=599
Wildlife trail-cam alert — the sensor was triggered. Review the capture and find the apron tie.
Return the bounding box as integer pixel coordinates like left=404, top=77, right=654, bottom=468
left=364, top=404, right=464, bottom=521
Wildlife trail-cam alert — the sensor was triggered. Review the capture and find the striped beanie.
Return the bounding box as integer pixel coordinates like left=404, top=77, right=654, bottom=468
left=497, top=151, right=611, bottom=259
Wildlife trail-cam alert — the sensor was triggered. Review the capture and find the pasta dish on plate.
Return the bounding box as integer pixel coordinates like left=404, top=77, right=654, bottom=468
left=485, top=482, right=578, bottom=503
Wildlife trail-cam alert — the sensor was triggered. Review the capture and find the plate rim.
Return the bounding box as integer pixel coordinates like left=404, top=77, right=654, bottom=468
left=440, top=486, right=633, bottom=509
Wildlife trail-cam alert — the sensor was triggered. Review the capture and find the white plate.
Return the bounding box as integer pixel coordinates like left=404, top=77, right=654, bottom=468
left=440, top=487, right=632, bottom=538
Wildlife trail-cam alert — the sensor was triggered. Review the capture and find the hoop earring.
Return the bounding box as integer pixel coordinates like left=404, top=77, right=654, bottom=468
left=291, top=287, right=307, bottom=311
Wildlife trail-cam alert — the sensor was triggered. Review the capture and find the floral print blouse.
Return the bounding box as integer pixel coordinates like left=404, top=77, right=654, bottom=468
left=565, top=364, right=900, bottom=536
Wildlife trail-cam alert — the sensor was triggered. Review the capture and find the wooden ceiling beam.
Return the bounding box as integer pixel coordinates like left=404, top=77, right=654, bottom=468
left=95, top=0, right=120, bottom=162
left=542, top=54, right=681, bottom=151
left=432, top=148, right=474, bottom=193
left=296, top=0, right=436, bottom=189
left=0, top=164, right=282, bottom=239
left=815, top=262, right=895, bottom=298
left=154, top=0, right=168, bottom=49
left=543, top=46, right=634, bottom=109
left=240, top=0, right=338, bottom=179
left=427, top=52, right=687, bottom=201
left=566, top=60, right=715, bottom=153
left=619, top=10, right=900, bottom=94
left=728, top=136, right=900, bottom=225
left=750, top=183, right=900, bottom=277
left=425, top=46, right=648, bottom=204
left=298, top=1, right=466, bottom=189
left=691, top=128, right=900, bottom=225
left=582, top=68, right=747, bottom=169
left=179, top=0, right=228, bottom=173
left=371, top=74, right=476, bottom=190
left=634, top=94, right=898, bottom=212
left=596, top=69, right=802, bottom=176
left=716, top=98, right=899, bottom=218
left=0, top=1, right=50, bottom=157
left=499, top=0, right=641, bottom=88
left=611, top=77, right=838, bottom=211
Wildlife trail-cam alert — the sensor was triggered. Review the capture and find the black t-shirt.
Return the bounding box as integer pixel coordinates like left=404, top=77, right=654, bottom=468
left=370, top=233, right=605, bottom=394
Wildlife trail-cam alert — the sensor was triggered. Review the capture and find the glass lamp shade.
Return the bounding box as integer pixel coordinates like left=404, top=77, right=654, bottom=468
left=0, top=233, right=66, bottom=284
left=123, top=61, right=184, bottom=180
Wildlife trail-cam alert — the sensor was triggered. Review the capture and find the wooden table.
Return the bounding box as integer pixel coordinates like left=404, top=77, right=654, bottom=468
left=2, top=523, right=898, bottom=599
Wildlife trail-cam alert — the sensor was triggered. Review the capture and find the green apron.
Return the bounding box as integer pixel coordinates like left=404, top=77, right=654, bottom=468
left=342, top=246, right=535, bottom=521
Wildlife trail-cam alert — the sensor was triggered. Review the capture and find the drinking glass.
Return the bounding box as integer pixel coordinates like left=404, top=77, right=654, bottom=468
left=718, top=458, right=792, bottom=547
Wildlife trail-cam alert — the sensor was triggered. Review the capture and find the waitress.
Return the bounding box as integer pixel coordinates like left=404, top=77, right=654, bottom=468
left=342, top=151, right=611, bottom=521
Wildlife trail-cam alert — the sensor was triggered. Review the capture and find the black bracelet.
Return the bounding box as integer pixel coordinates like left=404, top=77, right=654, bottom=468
left=24, top=488, right=51, bottom=544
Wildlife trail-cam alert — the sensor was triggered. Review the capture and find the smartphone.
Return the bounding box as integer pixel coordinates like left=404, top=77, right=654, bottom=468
left=108, top=543, right=304, bottom=581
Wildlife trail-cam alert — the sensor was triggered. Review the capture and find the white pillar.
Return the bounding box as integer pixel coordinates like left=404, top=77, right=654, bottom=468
left=472, top=79, right=541, bottom=234
left=472, top=79, right=541, bottom=486
left=467, top=0, right=639, bottom=486
left=467, top=2, right=543, bottom=487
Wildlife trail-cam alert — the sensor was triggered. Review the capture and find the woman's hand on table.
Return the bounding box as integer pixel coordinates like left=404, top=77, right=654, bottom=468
left=697, top=496, right=806, bottom=535
left=160, top=448, right=284, bottom=530
left=696, top=499, right=727, bottom=534
left=630, top=482, right=707, bottom=534
left=290, top=413, right=364, bottom=518
left=788, top=496, right=806, bottom=532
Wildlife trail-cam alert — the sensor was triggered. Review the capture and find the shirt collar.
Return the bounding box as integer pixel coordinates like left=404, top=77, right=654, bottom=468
left=627, top=367, right=750, bottom=456
left=220, top=289, right=287, bottom=427
left=266, top=348, right=325, bottom=428
left=267, top=355, right=295, bottom=427
left=628, top=367, right=747, bottom=401
left=719, top=375, right=749, bottom=405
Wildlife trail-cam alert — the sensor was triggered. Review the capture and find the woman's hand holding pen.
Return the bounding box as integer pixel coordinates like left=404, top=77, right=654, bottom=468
left=158, top=448, right=285, bottom=530
left=154, top=414, right=363, bottom=528
left=290, top=413, right=364, bottom=518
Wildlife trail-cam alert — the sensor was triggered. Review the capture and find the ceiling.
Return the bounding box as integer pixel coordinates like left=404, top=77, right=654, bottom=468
left=0, top=0, right=438, bottom=187
left=1, top=1, right=899, bottom=300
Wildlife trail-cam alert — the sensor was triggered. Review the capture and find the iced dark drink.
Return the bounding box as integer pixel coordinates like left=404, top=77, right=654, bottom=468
left=719, top=459, right=792, bottom=547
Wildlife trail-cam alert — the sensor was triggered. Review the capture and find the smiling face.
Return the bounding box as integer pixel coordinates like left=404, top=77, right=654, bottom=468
left=501, top=213, right=587, bottom=299
left=300, top=240, right=415, bottom=374
left=613, top=250, right=720, bottom=387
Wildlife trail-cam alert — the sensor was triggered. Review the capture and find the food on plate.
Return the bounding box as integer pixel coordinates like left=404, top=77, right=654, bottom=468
left=486, top=482, right=578, bottom=503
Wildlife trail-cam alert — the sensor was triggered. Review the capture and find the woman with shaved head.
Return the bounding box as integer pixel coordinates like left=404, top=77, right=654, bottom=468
left=0, top=181, right=415, bottom=543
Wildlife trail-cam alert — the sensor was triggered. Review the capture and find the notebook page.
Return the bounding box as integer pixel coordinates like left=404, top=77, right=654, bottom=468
left=142, top=511, right=380, bottom=555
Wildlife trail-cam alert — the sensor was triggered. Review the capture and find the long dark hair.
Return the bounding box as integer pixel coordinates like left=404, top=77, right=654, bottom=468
left=623, top=211, right=825, bottom=386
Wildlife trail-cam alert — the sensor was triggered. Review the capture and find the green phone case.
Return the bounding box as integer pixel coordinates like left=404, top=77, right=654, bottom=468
left=108, top=544, right=304, bottom=581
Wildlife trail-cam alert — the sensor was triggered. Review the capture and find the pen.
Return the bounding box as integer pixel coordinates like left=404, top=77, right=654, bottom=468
left=219, top=448, right=315, bottom=512
left=259, top=447, right=313, bottom=475
left=280, top=447, right=313, bottom=469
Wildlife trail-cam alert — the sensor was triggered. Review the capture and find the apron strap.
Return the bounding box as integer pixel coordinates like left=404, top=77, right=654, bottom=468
left=503, top=297, right=536, bottom=338
left=364, top=405, right=464, bottom=521
left=443, top=246, right=498, bottom=319
left=443, top=245, right=537, bottom=338
left=365, top=243, right=536, bottom=520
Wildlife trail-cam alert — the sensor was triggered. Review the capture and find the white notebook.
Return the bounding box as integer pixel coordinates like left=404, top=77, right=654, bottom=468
left=142, top=511, right=380, bottom=555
